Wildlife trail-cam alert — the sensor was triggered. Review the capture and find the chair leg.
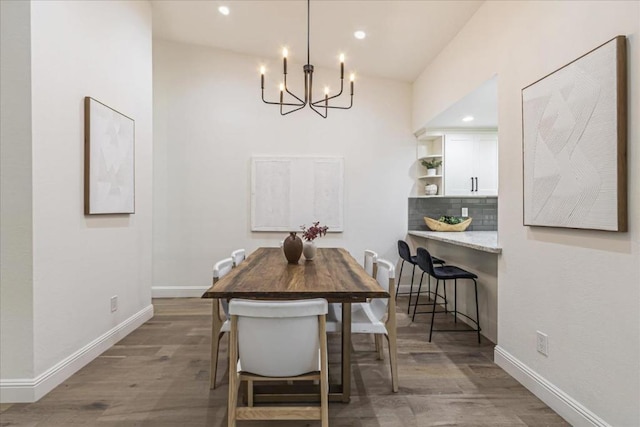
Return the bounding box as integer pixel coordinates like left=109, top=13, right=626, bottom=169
left=396, top=260, right=404, bottom=301
left=319, top=316, right=329, bottom=427
left=375, top=334, right=384, bottom=360
left=454, top=280, right=458, bottom=323
left=412, top=272, right=425, bottom=321
left=407, top=263, right=414, bottom=313
left=406, top=264, right=416, bottom=313
left=210, top=336, right=219, bottom=389
left=227, top=320, right=239, bottom=427
left=386, top=333, right=399, bottom=393
left=247, top=379, right=254, bottom=407
left=210, top=304, right=223, bottom=389
left=428, top=280, right=440, bottom=342
left=442, top=281, right=448, bottom=314
left=474, top=279, right=481, bottom=344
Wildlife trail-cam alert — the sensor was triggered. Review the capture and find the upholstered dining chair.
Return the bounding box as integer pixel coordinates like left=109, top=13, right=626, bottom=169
left=210, top=257, right=234, bottom=389
left=230, top=249, right=246, bottom=267
left=227, top=299, right=329, bottom=427
left=327, top=258, right=398, bottom=392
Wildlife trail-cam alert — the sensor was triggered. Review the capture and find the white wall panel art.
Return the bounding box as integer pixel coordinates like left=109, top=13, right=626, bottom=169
left=522, top=36, right=627, bottom=231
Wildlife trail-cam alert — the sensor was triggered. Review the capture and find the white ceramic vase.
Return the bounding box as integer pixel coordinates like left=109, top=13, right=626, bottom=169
left=426, top=168, right=437, bottom=176
left=303, top=241, right=317, bottom=260
left=425, top=184, right=438, bottom=195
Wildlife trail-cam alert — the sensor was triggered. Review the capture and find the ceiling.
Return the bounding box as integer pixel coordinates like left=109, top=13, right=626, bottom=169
left=151, top=1, right=483, bottom=82
left=426, top=76, right=498, bottom=129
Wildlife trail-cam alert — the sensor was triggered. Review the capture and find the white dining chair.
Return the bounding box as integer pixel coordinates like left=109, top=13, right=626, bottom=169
left=227, top=298, right=328, bottom=427
left=230, top=249, right=246, bottom=267
left=210, top=257, right=234, bottom=389
left=327, top=257, right=398, bottom=392
left=329, top=250, right=378, bottom=319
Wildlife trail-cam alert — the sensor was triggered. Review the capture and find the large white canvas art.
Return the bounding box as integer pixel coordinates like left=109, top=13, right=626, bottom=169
left=522, top=36, right=627, bottom=231
left=251, top=156, right=344, bottom=232
left=85, top=97, right=135, bottom=214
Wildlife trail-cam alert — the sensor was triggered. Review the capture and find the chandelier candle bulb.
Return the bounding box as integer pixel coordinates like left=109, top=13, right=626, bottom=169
left=340, top=54, right=345, bottom=78
left=350, top=74, right=355, bottom=95
left=282, top=48, right=288, bottom=74
left=260, top=66, right=265, bottom=89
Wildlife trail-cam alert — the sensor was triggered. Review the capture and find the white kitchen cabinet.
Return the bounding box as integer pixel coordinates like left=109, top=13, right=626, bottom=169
left=444, top=133, right=498, bottom=196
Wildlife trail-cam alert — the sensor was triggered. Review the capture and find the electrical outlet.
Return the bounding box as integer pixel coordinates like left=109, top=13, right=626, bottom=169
left=536, top=331, right=548, bottom=356
left=110, top=295, right=118, bottom=313
left=461, top=207, right=469, bottom=217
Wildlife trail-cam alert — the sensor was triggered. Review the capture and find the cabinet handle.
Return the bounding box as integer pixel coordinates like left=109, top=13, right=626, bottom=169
left=471, top=177, right=474, bottom=192
left=474, top=177, right=478, bottom=192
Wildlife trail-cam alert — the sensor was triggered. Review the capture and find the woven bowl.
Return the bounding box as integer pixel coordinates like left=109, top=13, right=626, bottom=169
left=424, top=217, right=472, bottom=232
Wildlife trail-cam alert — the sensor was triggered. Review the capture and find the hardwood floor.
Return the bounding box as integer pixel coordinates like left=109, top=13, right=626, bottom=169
left=0, top=298, right=569, bottom=426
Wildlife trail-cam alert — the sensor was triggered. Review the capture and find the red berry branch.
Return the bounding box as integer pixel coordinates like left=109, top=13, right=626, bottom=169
left=300, top=221, right=329, bottom=242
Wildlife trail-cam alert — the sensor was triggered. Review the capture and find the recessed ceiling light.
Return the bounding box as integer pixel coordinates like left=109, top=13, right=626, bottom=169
left=354, top=31, right=366, bottom=40
left=218, top=6, right=230, bottom=15
left=462, top=116, right=474, bottom=122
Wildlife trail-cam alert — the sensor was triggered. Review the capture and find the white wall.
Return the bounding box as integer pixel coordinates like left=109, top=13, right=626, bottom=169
left=153, top=40, right=414, bottom=295
left=1, top=0, right=154, bottom=402
left=0, top=0, right=34, bottom=385
left=413, top=2, right=639, bottom=426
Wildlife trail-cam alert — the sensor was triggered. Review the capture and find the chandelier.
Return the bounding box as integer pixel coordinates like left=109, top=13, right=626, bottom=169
left=260, top=0, right=354, bottom=118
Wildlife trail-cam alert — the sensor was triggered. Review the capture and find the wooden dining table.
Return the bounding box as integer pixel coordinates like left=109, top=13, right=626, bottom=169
left=201, top=247, right=390, bottom=403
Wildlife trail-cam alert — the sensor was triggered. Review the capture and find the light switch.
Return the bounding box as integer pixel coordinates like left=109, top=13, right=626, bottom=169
left=462, top=207, right=468, bottom=217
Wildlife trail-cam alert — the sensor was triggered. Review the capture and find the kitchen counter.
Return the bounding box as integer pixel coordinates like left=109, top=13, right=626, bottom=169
left=406, top=230, right=500, bottom=342
left=408, top=230, right=501, bottom=254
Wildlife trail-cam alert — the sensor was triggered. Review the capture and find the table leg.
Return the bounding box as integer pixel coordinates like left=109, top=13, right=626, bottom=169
left=341, top=302, right=351, bottom=403
left=387, top=281, right=399, bottom=392
left=210, top=298, right=223, bottom=389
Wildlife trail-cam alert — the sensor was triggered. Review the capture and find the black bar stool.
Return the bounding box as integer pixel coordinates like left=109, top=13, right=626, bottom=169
left=397, top=240, right=445, bottom=314
left=413, top=247, right=481, bottom=343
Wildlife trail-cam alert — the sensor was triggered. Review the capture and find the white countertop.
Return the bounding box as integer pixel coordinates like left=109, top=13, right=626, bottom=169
left=408, top=230, right=501, bottom=254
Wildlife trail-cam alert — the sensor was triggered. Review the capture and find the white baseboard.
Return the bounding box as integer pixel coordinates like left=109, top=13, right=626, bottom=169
left=0, top=304, right=154, bottom=403
left=494, top=346, right=610, bottom=427
left=152, top=286, right=209, bottom=298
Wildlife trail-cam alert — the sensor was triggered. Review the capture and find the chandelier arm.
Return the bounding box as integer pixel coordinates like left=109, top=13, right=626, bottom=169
left=281, top=103, right=308, bottom=115
left=307, top=69, right=326, bottom=118
left=308, top=102, right=328, bottom=118
left=314, top=95, right=353, bottom=110
left=310, top=88, right=345, bottom=106
left=265, top=100, right=306, bottom=107
left=310, top=77, right=344, bottom=105
left=284, top=74, right=305, bottom=104
left=284, top=90, right=305, bottom=104
left=262, top=96, right=305, bottom=107
left=284, top=89, right=305, bottom=104
left=310, top=90, right=345, bottom=105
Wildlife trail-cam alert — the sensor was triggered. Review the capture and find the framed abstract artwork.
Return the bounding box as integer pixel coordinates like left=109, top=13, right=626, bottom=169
left=522, top=36, right=627, bottom=231
left=84, top=97, right=135, bottom=215
left=250, top=156, right=344, bottom=232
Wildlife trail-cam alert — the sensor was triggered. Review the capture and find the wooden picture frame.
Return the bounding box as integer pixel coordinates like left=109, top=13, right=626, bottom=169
left=522, top=36, right=627, bottom=231
left=84, top=97, right=135, bottom=215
